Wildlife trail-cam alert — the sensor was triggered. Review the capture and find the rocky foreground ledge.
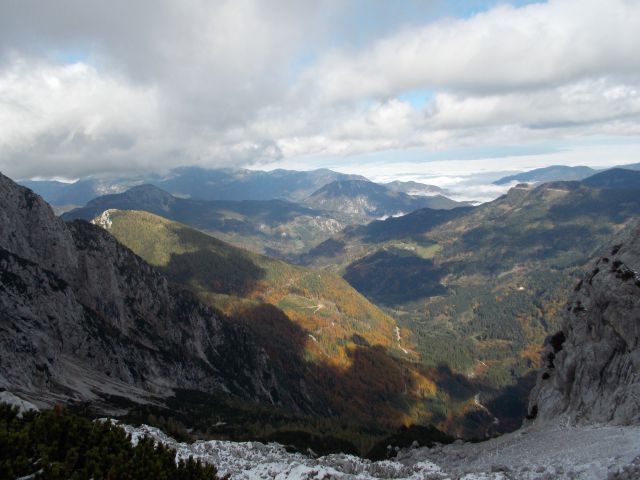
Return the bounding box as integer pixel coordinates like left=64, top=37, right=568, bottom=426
left=121, top=422, right=640, bottom=480
left=4, top=391, right=638, bottom=480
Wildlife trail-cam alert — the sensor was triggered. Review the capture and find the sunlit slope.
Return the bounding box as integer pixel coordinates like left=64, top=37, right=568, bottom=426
left=63, top=184, right=345, bottom=260
left=96, top=209, right=405, bottom=363
left=96, top=209, right=521, bottom=434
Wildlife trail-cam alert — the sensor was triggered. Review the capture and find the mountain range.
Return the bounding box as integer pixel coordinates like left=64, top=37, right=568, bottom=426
left=61, top=184, right=343, bottom=259
left=60, top=178, right=470, bottom=259
left=300, top=168, right=640, bottom=430
left=493, top=161, right=640, bottom=186
left=20, top=167, right=460, bottom=214
left=0, top=172, right=503, bottom=445
left=4, top=163, right=640, bottom=467
left=20, top=167, right=366, bottom=207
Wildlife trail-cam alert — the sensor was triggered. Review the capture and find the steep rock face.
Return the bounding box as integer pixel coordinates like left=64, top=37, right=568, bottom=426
left=0, top=173, right=311, bottom=411
left=529, top=222, right=640, bottom=425
left=0, top=178, right=77, bottom=275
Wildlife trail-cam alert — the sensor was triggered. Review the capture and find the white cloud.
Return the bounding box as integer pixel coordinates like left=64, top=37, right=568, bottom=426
left=1, top=0, right=640, bottom=179
left=0, top=57, right=162, bottom=177
left=251, top=0, right=640, bottom=165
left=427, top=79, right=640, bottom=130
left=304, top=0, right=640, bottom=102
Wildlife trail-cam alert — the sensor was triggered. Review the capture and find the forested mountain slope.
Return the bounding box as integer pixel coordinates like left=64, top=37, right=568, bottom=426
left=304, top=179, right=640, bottom=431
left=96, top=209, right=508, bottom=436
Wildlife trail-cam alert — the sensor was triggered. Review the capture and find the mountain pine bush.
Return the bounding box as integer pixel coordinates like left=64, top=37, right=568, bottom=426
left=0, top=403, right=222, bottom=479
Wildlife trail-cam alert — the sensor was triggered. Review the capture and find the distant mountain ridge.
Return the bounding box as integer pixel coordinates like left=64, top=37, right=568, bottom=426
left=493, top=165, right=598, bottom=185
left=581, top=167, right=640, bottom=189
left=384, top=180, right=446, bottom=196
left=304, top=179, right=468, bottom=222
left=21, top=167, right=468, bottom=224
left=62, top=184, right=343, bottom=259
left=20, top=167, right=367, bottom=207
left=63, top=181, right=469, bottom=258
left=19, top=176, right=150, bottom=207
left=493, top=163, right=640, bottom=186
left=160, top=167, right=367, bottom=202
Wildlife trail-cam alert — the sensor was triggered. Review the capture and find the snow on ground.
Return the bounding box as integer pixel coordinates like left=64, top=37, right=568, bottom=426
left=119, top=422, right=640, bottom=480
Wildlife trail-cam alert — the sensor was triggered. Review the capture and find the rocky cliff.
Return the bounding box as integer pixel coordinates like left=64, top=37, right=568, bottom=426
left=0, top=172, right=313, bottom=412
left=529, top=221, right=640, bottom=425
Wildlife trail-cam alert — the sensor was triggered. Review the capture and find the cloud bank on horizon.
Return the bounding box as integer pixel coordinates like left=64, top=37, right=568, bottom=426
left=1, top=0, right=640, bottom=180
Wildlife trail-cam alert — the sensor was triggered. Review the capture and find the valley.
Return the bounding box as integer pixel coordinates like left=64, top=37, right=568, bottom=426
left=14, top=165, right=640, bottom=441
left=5, top=211, right=640, bottom=478
left=5, top=164, right=640, bottom=477
left=94, top=209, right=515, bottom=437
left=302, top=173, right=640, bottom=432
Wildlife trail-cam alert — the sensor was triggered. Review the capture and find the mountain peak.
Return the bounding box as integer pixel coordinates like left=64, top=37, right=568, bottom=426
left=493, top=165, right=597, bottom=185
left=63, top=184, right=176, bottom=220
left=309, top=179, right=387, bottom=198
left=0, top=171, right=78, bottom=275
left=118, top=183, right=174, bottom=201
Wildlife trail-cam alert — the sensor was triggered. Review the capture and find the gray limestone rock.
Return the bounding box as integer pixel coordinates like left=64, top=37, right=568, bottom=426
left=0, top=172, right=314, bottom=413
left=529, top=221, right=640, bottom=425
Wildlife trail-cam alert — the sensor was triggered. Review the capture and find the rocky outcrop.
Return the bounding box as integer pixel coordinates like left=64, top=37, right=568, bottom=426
left=529, top=221, right=640, bottom=425
left=0, top=172, right=313, bottom=412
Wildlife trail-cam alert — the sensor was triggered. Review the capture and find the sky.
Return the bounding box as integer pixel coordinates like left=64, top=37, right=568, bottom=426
left=2, top=0, right=640, bottom=192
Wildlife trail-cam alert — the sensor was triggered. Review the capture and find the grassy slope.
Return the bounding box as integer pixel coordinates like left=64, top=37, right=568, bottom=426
left=98, top=209, right=483, bottom=433
left=101, top=209, right=400, bottom=364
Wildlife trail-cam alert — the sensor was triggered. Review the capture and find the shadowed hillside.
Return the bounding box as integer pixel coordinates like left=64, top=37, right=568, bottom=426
left=96, top=209, right=512, bottom=437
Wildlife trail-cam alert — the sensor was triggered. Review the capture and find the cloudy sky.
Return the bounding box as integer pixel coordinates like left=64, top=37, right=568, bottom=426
left=2, top=0, right=640, bottom=188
